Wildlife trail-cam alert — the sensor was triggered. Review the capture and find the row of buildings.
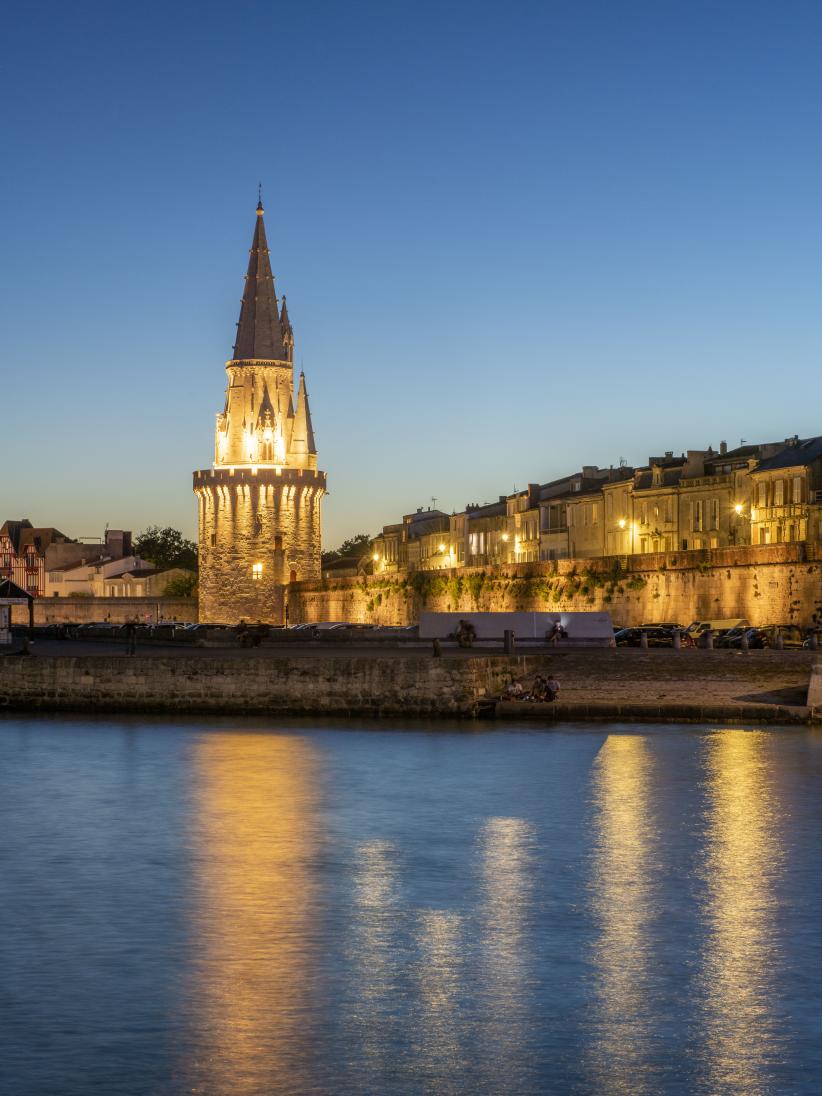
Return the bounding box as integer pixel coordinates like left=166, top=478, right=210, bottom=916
left=368, top=435, right=822, bottom=574
left=0, top=521, right=191, bottom=598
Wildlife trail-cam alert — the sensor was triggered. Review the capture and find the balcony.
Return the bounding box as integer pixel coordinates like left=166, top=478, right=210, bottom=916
left=753, top=504, right=807, bottom=520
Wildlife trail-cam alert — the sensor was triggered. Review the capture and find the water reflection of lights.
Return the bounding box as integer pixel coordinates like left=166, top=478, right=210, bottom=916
left=413, top=910, right=464, bottom=1095
left=181, top=734, right=321, bottom=1096
left=480, top=817, right=534, bottom=1087
left=349, top=839, right=401, bottom=1077
left=589, top=735, right=657, bottom=1095
left=700, top=730, right=784, bottom=1094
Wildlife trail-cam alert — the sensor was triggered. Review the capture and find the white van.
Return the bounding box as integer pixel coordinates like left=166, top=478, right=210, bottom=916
left=686, top=618, right=748, bottom=637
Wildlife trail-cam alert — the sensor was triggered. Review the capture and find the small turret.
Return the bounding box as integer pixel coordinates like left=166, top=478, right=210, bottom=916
left=291, top=371, right=317, bottom=462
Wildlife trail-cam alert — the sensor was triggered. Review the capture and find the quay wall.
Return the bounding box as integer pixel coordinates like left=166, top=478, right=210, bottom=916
left=0, top=653, right=521, bottom=716
left=291, top=544, right=822, bottom=629
left=0, top=649, right=814, bottom=722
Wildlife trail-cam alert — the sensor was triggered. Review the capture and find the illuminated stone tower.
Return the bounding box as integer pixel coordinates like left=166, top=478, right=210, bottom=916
left=193, top=200, right=326, bottom=624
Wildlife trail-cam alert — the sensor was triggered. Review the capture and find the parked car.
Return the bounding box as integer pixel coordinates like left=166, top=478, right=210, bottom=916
left=686, top=618, right=749, bottom=639
left=803, top=630, right=822, bottom=649
left=760, top=624, right=804, bottom=649
left=638, top=622, right=686, bottom=632
left=715, top=627, right=769, bottom=649
left=616, top=627, right=676, bottom=648
left=75, top=622, right=120, bottom=638
left=115, top=623, right=152, bottom=639
left=151, top=622, right=187, bottom=641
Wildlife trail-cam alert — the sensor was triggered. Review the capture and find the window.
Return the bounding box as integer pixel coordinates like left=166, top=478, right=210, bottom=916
left=793, top=476, right=803, bottom=503
left=274, top=535, right=283, bottom=551
left=210, top=533, right=216, bottom=546
left=774, top=481, right=784, bottom=506
left=252, top=562, right=263, bottom=581
left=758, top=483, right=767, bottom=507
left=710, top=499, right=719, bottom=530
left=694, top=500, right=704, bottom=531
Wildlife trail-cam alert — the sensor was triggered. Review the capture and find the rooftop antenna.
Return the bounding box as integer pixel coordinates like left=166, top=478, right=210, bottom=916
left=431, top=496, right=438, bottom=509
left=740, top=438, right=747, bottom=446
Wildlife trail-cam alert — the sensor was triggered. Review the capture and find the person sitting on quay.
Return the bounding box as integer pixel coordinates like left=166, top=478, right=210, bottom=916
left=528, top=674, right=548, bottom=701
left=454, top=619, right=477, bottom=648
left=545, top=676, right=560, bottom=702
left=506, top=678, right=525, bottom=699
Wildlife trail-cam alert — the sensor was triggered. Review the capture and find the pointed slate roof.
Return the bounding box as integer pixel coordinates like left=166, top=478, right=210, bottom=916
left=280, top=295, right=292, bottom=334
left=292, top=372, right=317, bottom=456
left=232, top=202, right=287, bottom=361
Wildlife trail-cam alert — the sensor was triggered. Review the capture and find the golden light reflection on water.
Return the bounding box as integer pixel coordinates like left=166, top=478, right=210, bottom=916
left=589, top=734, right=657, bottom=1095
left=701, top=730, right=784, bottom=1095
left=349, top=838, right=400, bottom=1078
left=180, top=733, right=321, bottom=1095
left=412, top=910, right=464, bottom=1095
left=480, top=816, right=533, bottom=1086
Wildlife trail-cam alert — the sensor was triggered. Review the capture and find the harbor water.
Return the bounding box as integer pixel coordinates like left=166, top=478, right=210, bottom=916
left=1, top=716, right=821, bottom=1095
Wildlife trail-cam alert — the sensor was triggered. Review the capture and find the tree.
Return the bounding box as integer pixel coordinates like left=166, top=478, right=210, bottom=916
left=163, top=574, right=198, bottom=598
left=321, top=532, right=371, bottom=568
left=135, top=527, right=198, bottom=572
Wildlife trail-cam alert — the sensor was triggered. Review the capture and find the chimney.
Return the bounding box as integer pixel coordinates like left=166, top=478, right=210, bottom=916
left=720, top=440, right=727, bottom=455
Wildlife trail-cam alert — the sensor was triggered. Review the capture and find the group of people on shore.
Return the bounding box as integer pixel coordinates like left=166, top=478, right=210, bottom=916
left=505, top=673, right=560, bottom=702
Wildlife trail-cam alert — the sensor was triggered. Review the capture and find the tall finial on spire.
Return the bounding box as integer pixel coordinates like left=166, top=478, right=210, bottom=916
left=257, top=181, right=263, bottom=214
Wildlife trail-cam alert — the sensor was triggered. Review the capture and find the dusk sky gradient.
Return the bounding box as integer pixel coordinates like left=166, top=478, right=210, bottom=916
left=2, top=0, right=821, bottom=546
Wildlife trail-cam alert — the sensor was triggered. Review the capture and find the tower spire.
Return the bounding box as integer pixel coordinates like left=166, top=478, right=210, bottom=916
left=292, top=371, right=317, bottom=457
left=232, top=199, right=286, bottom=361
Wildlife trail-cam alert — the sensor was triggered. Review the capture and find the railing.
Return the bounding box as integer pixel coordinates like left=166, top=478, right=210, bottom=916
left=753, top=504, right=807, bottom=519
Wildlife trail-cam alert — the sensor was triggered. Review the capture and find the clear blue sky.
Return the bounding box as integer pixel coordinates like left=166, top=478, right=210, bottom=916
left=2, top=0, right=820, bottom=547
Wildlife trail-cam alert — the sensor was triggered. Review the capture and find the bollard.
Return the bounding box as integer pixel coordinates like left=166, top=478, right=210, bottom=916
left=740, top=630, right=749, bottom=651
left=704, top=629, right=714, bottom=650
left=672, top=629, right=681, bottom=650
left=503, top=629, right=515, bottom=655
left=810, top=634, right=819, bottom=650
left=775, top=633, right=784, bottom=650
left=640, top=630, right=649, bottom=649
left=432, top=638, right=442, bottom=658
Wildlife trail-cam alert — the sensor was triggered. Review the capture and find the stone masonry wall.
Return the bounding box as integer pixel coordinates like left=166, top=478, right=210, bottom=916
left=16, top=597, right=197, bottom=626
left=0, top=654, right=523, bottom=716
left=196, top=470, right=324, bottom=626
left=290, top=543, right=822, bottom=629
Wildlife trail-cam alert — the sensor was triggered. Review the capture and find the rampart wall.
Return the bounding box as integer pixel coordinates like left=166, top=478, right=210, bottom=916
left=290, top=544, right=822, bottom=629
left=17, top=597, right=198, bottom=626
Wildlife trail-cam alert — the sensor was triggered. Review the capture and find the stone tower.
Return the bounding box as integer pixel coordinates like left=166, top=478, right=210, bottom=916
left=193, top=200, right=326, bottom=624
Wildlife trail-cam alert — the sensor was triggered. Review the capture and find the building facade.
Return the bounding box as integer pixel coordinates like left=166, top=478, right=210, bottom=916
left=193, top=201, right=326, bottom=624
left=367, top=437, right=821, bottom=575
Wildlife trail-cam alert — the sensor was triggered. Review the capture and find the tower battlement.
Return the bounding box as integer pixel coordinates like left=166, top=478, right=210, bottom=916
left=193, top=202, right=326, bottom=624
